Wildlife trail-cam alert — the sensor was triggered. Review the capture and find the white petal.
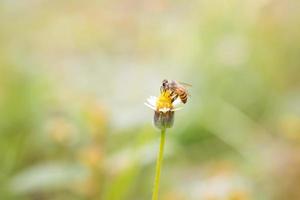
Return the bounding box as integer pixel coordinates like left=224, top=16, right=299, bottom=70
left=146, top=99, right=155, bottom=107
left=172, top=107, right=183, bottom=111
left=172, top=98, right=183, bottom=107
left=150, top=96, right=157, bottom=100
left=159, top=107, right=171, bottom=113
left=144, top=102, right=156, bottom=110
left=147, top=96, right=157, bottom=106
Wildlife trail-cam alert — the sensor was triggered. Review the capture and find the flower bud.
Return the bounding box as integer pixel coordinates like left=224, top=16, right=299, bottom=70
left=153, top=111, right=174, bottom=130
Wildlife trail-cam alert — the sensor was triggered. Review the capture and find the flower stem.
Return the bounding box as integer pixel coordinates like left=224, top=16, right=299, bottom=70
left=152, top=128, right=166, bottom=200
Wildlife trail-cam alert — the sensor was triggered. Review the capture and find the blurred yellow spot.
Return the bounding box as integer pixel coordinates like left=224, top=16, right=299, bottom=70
left=78, top=145, right=103, bottom=169
left=279, top=115, right=300, bottom=141
left=228, top=190, right=249, bottom=200
left=82, top=99, right=108, bottom=139
left=47, top=117, right=75, bottom=145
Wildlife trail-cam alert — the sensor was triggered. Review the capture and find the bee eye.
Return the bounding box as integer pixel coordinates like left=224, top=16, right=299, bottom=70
left=162, top=79, right=168, bottom=85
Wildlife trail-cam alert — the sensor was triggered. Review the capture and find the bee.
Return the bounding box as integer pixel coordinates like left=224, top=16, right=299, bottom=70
left=161, top=79, right=191, bottom=104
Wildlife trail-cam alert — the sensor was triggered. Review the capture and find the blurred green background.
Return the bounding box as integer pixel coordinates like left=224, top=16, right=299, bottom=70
left=1, top=0, right=300, bottom=199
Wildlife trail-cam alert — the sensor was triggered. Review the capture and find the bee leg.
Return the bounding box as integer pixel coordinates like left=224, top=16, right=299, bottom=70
left=171, top=94, right=178, bottom=103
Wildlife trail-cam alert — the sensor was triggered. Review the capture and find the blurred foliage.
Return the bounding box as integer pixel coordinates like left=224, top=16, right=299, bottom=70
left=0, top=0, right=300, bottom=199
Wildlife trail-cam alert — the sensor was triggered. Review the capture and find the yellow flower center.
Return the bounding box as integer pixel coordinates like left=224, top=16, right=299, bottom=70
left=156, top=90, right=173, bottom=110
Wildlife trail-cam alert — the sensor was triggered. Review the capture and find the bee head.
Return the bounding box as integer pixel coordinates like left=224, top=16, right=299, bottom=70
left=162, top=79, right=168, bottom=87
left=160, top=79, right=169, bottom=92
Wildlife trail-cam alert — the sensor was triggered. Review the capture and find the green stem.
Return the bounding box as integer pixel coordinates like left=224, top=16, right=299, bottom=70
left=152, top=128, right=166, bottom=200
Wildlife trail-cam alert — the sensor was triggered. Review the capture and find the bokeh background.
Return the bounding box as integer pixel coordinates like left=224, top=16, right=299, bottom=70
left=1, top=0, right=300, bottom=199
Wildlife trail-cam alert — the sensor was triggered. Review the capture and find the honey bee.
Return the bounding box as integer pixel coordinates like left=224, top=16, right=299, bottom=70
left=161, top=79, right=191, bottom=104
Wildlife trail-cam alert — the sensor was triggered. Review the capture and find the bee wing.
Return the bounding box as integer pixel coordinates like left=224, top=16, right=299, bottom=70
left=178, top=81, right=192, bottom=87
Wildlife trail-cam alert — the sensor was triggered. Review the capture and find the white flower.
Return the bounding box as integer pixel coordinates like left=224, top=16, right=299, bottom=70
left=144, top=91, right=183, bottom=129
